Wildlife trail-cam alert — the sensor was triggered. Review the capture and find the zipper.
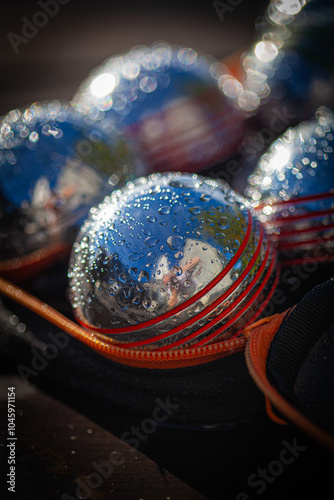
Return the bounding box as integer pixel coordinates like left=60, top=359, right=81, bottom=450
left=0, top=275, right=247, bottom=369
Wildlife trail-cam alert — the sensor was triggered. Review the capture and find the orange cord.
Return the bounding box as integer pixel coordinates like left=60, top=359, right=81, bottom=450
left=0, top=242, right=70, bottom=281
left=245, top=311, right=334, bottom=451
left=242, top=313, right=280, bottom=339
left=0, top=275, right=247, bottom=369
left=265, top=396, right=287, bottom=425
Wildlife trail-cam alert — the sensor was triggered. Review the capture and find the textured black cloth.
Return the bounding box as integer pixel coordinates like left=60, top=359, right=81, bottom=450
left=267, top=277, right=334, bottom=434
left=0, top=294, right=263, bottom=426
left=1, top=259, right=334, bottom=427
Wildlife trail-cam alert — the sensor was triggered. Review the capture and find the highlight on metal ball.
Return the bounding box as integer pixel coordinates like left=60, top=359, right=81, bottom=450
left=72, top=42, right=246, bottom=174
left=69, top=172, right=279, bottom=350
left=246, top=106, right=334, bottom=265
left=0, top=100, right=141, bottom=280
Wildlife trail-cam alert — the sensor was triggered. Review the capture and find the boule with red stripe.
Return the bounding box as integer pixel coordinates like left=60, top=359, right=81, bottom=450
left=72, top=42, right=245, bottom=174
left=69, top=172, right=279, bottom=349
left=246, top=106, right=334, bottom=265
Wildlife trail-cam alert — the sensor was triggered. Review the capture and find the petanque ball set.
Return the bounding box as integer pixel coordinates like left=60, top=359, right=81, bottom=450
left=72, top=42, right=246, bottom=174
left=0, top=100, right=140, bottom=280
left=1, top=15, right=334, bottom=441
left=246, top=107, right=334, bottom=266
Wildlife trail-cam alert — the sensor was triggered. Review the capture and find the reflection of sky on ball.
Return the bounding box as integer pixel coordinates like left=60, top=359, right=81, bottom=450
left=68, top=173, right=278, bottom=349
left=247, top=109, right=334, bottom=204
left=0, top=101, right=137, bottom=258
left=73, top=42, right=246, bottom=172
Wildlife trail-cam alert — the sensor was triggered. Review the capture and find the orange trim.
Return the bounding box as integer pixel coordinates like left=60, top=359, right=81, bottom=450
left=0, top=276, right=247, bottom=369
left=0, top=242, right=70, bottom=281
left=245, top=311, right=334, bottom=451
left=242, top=313, right=280, bottom=339
left=265, top=396, right=287, bottom=425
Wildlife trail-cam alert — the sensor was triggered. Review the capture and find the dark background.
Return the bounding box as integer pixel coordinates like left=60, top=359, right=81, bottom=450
left=0, top=0, right=268, bottom=115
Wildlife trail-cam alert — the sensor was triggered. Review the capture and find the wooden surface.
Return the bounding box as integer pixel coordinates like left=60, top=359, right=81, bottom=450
left=1, top=370, right=334, bottom=500
left=0, top=375, right=207, bottom=500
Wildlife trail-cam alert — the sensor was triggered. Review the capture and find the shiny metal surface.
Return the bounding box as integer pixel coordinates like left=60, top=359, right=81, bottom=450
left=69, top=172, right=278, bottom=348
left=0, top=100, right=141, bottom=261
left=72, top=42, right=245, bottom=173
left=246, top=107, right=334, bottom=262
left=240, top=0, right=334, bottom=116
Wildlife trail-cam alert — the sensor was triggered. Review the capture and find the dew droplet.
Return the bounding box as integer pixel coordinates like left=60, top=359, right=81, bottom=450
left=145, top=236, right=159, bottom=248
left=167, top=235, right=185, bottom=251
left=116, top=293, right=129, bottom=311
left=170, top=177, right=200, bottom=189
left=231, top=270, right=239, bottom=280
left=147, top=215, right=157, bottom=223
left=149, top=185, right=161, bottom=194
left=214, top=233, right=225, bottom=240
left=218, top=216, right=229, bottom=229
left=189, top=206, right=201, bottom=215
left=171, top=265, right=182, bottom=276
left=142, top=297, right=151, bottom=309
left=118, top=272, right=127, bottom=283
left=129, top=252, right=144, bottom=261
left=132, top=294, right=141, bottom=305
left=122, top=287, right=132, bottom=299
left=159, top=206, right=171, bottom=215
left=193, top=302, right=204, bottom=313
left=129, top=267, right=138, bottom=277
left=184, top=280, right=191, bottom=288
left=138, top=270, right=149, bottom=283
left=232, top=239, right=240, bottom=250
